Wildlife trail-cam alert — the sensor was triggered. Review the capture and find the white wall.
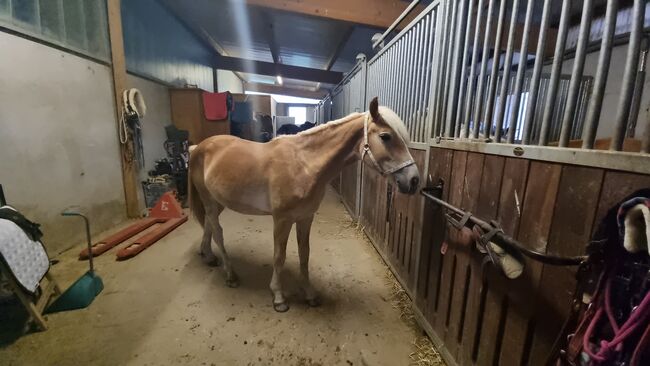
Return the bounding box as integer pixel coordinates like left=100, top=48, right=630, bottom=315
left=0, top=32, right=126, bottom=253
left=216, top=69, right=244, bottom=93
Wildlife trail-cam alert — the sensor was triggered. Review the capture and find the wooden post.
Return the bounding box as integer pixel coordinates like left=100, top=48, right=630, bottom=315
left=107, top=0, right=140, bottom=217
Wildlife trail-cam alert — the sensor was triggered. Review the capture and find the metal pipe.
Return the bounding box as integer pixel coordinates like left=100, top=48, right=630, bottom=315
left=506, top=0, right=534, bottom=143
left=432, top=1, right=452, bottom=137
left=472, top=0, right=496, bottom=138
left=373, top=0, right=422, bottom=49
left=610, top=0, right=645, bottom=151
left=420, top=14, right=434, bottom=141
left=416, top=15, right=431, bottom=141
left=538, top=0, right=572, bottom=146
left=582, top=0, right=618, bottom=149
left=399, top=32, right=412, bottom=122
left=482, top=0, right=508, bottom=138
left=409, top=23, right=421, bottom=140
left=463, top=0, right=486, bottom=138
left=420, top=188, right=586, bottom=266
left=445, top=0, right=469, bottom=137
left=494, top=0, right=519, bottom=142
left=627, top=39, right=649, bottom=138
left=520, top=0, right=552, bottom=145
left=441, top=0, right=459, bottom=138
left=559, top=0, right=593, bottom=147
left=454, top=0, right=476, bottom=138
left=412, top=22, right=424, bottom=139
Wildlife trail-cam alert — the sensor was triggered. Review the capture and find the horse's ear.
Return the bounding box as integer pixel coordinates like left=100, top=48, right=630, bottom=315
left=369, top=97, right=379, bottom=122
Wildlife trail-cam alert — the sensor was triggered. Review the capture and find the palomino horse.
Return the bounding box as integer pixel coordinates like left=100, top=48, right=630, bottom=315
left=189, top=97, right=419, bottom=312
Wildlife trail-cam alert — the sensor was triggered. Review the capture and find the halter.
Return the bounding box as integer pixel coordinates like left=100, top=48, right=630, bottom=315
left=360, top=112, right=415, bottom=175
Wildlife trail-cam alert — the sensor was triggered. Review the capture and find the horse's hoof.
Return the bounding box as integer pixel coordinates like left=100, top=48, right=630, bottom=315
left=273, top=301, right=290, bottom=312
left=225, top=272, right=239, bottom=288
left=207, top=258, right=221, bottom=267
left=307, top=297, right=322, bottom=307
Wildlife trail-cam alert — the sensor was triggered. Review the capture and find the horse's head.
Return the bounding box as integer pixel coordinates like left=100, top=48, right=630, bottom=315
left=363, top=97, right=420, bottom=194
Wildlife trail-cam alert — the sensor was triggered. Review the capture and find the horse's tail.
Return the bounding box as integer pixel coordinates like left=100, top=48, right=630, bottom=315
left=188, top=145, right=206, bottom=227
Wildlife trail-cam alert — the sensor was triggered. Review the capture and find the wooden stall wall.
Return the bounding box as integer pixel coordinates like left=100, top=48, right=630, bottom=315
left=340, top=161, right=360, bottom=218
left=346, top=144, right=650, bottom=365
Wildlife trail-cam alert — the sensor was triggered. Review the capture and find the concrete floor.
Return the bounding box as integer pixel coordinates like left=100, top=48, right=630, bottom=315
left=0, top=189, right=420, bottom=366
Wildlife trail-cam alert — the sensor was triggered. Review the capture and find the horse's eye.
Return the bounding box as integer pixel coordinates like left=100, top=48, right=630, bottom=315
left=379, top=133, right=391, bottom=142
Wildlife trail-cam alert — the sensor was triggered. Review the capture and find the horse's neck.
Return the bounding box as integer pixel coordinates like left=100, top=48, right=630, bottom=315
left=297, top=115, right=365, bottom=182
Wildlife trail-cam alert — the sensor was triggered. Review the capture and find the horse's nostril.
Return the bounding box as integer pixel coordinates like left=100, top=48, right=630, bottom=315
left=411, top=176, right=419, bottom=188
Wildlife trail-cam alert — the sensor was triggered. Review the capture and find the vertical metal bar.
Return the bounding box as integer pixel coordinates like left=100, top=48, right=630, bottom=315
left=559, top=0, right=593, bottom=147
left=538, top=0, right=571, bottom=146
left=507, top=0, right=534, bottom=143
left=413, top=21, right=425, bottom=141
left=582, top=0, right=618, bottom=149
left=463, top=0, right=486, bottom=138
left=414, top=16, right=428, bottom=141
left=610, top=0, right=645, bottom=151
left=520, top=0, right=552, bottom=145
left=472, top=0, right=496, bottom=138
left=422, top=13, right=435, bottom=141
left=425, top=4, right=442, bottom=141
left=494, top=0, right=520, bottom=142
left=434, top=0, right=452, bottom=137
left=440, top=0, right=459, bottom=138
left=454, top=0, right=475, bottom=138
left=398, top=36, right=408, bottom=115
left=445, top=0, right=469, bottom=137
left=409, top=23, right=422, bottom=140
left=627, top=39, right=648, bottom=138
left=482, top=0, right=508, bottom=137
left=402, top=32, right=414, bottom=121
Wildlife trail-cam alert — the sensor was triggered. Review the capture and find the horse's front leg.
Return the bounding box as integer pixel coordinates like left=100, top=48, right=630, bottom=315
left=270, top=217, right=292, bottom=312
left=296, top=215, right=320, bottom=306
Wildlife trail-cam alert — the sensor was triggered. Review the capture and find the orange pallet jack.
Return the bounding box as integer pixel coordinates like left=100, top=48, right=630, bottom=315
left=79, top=192, right=187, bottom=260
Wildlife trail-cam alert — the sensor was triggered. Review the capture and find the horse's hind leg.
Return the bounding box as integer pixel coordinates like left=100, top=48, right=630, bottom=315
left=199, top=221, right=220, bottom=266
left=205, top=203, right=238, bottom=287
left=270, top=217, right=292, bottom=312
left=296, top=215, right=320, bottom=306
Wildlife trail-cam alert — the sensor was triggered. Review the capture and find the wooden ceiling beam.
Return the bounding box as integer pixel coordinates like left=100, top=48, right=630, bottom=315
left=215, top=55, right=343, bottom=84
left=243, top=0, right=426, bottom=29
left=244, top=82, right=327, bottom=99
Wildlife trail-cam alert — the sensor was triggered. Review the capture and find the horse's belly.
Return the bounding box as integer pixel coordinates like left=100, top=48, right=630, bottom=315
left=217, top=188, right=272, bottom=215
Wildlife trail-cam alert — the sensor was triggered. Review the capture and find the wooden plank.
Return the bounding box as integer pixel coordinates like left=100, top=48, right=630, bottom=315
left=490, top=162, right=561, bottom=365
left=527, top=166, right=603, bottom=364
left=447, top=153, right=484, bottom=360
left=418, top=148, right=453, bottom=318
left=459, top=155, right=504, bottom=366
left=108, top=0, right=139, bottom=217
left=433, top=151, right=468, bottom=352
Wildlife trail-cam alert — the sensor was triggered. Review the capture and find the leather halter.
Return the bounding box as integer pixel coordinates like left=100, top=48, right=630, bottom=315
left=360, top=112, right=415, bottom=175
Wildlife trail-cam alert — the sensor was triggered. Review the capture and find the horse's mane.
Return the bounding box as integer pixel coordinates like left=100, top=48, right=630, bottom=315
left=273, top=107, right=410, bottom=143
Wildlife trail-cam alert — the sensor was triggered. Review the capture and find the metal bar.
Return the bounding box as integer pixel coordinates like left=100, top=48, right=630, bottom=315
left=372, top=0, right=422, bottom=49
left=445, top=0, right=469, bottom=137
left=412, top=21, right=424, bottom=141
left=610, top=0, right=645, bottom=151
left=421, top=13, right=435, bottom=141
left=440, top=0, right=459, bottom=138
left=582, top=0, right=618, bottom=149
left=559, top=0, right=593, bottom=147
left=538, top=0, right=572, bottom=146
left=454, top=0, right=475, bottom=138
left=424, top=4, right=442, bottom=141
left=520, top=0, right=552, bottom=145
left=463, top=0, right=486, bottom=138
left=414, top=16, right=428, bottom=141
left=401, top=32, right=413, bottom=119
left=409, top=23, right=422, bottom=139
left=420, top=188, right=586, bottom=266
left=627, top=39, right=648, bottom=138
left=494, top=0, right=519, bottom=142
left=432, top=0, right=451, bottom=138
left=472, top=0, right=496, bottom=138
left=507, top=0, right=535, bottom=143
left=483, top=0, right=508, bottom=138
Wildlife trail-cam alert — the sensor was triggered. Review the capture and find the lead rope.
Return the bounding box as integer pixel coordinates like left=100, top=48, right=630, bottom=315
left=360, top=112, right=415, bottom=175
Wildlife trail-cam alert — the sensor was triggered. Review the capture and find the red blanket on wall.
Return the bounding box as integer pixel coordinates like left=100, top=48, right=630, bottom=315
left=202, top=91, right=231, bottom=121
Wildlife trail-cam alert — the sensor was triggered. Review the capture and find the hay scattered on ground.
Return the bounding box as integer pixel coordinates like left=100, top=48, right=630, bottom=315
left=347, top=218, right=445, bottom=366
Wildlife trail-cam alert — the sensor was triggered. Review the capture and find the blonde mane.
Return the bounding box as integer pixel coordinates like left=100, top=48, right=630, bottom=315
left=273, top=106, right=410, bottom=143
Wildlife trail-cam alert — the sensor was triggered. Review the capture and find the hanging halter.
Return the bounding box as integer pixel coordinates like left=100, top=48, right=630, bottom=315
left=360, top=112, right=415, bottom=175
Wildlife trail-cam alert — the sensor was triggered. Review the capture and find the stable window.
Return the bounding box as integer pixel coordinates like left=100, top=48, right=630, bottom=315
left=0, top=0, right=109, bottom=61
left=288, top=106, right=307, bottom=124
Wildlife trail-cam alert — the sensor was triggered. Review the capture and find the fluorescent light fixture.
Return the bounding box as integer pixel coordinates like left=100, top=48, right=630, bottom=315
left=276, top=75, right=283, bottom=85
left=245, top=91, right=319, bottom=104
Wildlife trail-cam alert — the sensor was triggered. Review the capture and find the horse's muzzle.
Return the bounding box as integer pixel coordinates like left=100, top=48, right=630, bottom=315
left=393, top=164, right=420, bottom=195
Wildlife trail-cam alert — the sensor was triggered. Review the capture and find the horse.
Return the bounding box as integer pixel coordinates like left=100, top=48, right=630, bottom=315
left=188, top=97, right=420, bottom=312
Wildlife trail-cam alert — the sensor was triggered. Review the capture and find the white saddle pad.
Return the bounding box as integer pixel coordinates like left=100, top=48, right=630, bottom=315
left=0, top=216, right=50, bottom=293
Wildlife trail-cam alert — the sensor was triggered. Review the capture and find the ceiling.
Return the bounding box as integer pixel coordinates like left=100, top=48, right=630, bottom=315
left=161, top=0, right=394, bottom=96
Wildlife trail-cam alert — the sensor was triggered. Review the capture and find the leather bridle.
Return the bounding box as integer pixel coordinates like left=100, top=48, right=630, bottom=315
left=360, top=112, right=415, bottom=175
